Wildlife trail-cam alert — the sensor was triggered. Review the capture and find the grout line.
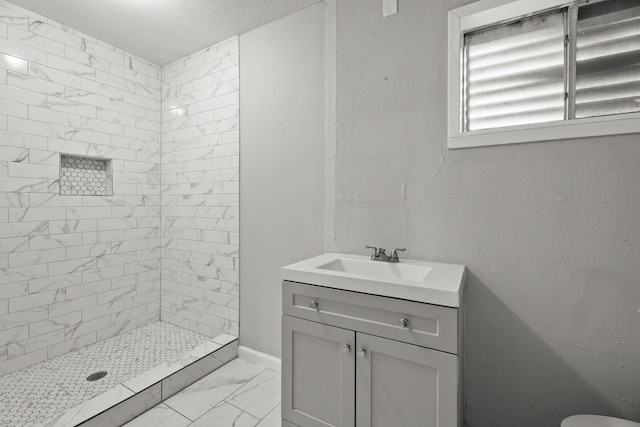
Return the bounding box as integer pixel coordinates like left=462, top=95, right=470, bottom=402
left=163, top=401, right=192, bottom=421
left=165, top=358, right=262, bottom=423
left=223, top=401, right=261, bottom=421
left=167, top=406, right=192, bottom=424
left=207, top=366, right=264, bottom=407
left=183, top=398, right=259, bottom=425
left=258, top=403, right=281, bottom=423
left=222, top=371, right=280, bottom=420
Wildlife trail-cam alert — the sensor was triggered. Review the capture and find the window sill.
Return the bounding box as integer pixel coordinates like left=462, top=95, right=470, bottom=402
left=448, top=112, right=640, bottom=149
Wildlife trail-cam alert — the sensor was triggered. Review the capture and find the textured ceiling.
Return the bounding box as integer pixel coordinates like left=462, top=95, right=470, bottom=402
left=6, top=0, right=321, bottom=65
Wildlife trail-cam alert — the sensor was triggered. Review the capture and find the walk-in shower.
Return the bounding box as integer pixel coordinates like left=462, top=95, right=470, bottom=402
left=0, top=2, right=240, bottom=424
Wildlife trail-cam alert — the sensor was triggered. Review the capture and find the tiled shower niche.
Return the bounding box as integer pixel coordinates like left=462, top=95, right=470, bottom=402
left=59, top=154, right=113, bottom=196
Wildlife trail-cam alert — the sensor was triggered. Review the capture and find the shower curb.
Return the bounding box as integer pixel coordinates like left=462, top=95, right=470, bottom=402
left=40, top=335, right=238, bottom=427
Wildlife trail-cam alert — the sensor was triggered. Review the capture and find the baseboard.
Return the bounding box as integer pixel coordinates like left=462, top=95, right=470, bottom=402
left=238, top=346, right=281, bottom=374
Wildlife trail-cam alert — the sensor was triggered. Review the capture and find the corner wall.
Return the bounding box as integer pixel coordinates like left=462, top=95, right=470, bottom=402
left=239, top=2, right=326, bottom=357
left=160, top=38, right=240, bottom=338
left=0, top=0, right=161, bottom=375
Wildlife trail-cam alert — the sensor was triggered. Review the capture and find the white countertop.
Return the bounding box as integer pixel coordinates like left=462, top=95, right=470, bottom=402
left=281, top=253, right=466, bottom=308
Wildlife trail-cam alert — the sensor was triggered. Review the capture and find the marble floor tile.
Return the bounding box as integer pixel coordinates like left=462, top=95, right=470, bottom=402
left=164, top=358, right=265, bottom=421
left=124, top=403, right=190, bottom=427
left=189, top=402, right=259, bottom=427
left=225, top=369, right=281, bottom=419
left=257, top=404, right=281, bottom=427
left=123, top=358, right=283, bottom=427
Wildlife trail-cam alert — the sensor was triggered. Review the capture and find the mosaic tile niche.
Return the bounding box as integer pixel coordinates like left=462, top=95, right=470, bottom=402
left=60, top=154, right=113, bottom=196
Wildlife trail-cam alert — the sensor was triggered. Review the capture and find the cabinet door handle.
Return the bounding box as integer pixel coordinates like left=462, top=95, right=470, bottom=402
left=400, top=318, right=409, bottom=328
left=342, top=344, right=351, bottom=353
left=357, top=348, right=366, bottom=358
left=309, top=300, right=318, bottom=310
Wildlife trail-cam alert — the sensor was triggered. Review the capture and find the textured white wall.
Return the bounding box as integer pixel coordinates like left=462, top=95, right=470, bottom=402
left=160, top=38, right=240, bottom=338
left=0, top=0, right=161, bottom=375
left=239, top=2, right=326, bottom=358
left=334, top=0, right=640, bottom=425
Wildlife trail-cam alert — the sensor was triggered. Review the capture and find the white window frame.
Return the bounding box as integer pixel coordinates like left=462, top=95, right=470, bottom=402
left=448, top=0, right=640, bottom=149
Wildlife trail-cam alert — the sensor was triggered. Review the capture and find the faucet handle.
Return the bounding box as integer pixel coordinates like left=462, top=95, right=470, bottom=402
left=366, top=245, right=380, bottom=258
left=391, top=248, right=406, bottom=261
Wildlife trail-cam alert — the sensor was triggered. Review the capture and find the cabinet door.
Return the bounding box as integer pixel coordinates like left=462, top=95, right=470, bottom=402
left=355, top=333, right=458, bottom=427
left=282, top=315, right=355, bottom=427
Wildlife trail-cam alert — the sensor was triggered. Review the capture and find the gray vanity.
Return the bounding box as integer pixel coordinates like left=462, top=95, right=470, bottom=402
left=281, top=252, right=466, bottom=427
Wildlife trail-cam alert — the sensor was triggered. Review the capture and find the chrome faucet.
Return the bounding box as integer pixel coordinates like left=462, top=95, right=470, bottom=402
left=366, top=246, right=406, bottom=262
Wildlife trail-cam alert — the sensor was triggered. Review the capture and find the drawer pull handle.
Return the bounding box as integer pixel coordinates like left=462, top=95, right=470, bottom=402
left=309, top=300, right=318, bottom=310
left=357, top=348, right=366, bottom=358
left=342, top=344, right=351, bottom=353
left=400, top=318, right=410, bottom=328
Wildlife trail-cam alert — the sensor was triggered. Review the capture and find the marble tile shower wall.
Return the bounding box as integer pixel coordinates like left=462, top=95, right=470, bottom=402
left=160, top=38, right=239, bottom=338
left=0, top=1, right=162, bottom=375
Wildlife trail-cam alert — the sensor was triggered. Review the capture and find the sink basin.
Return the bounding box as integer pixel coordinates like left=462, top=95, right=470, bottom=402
left=282, top=253, right=465, bottom=307
left=317, top=258, right=431, bottom=282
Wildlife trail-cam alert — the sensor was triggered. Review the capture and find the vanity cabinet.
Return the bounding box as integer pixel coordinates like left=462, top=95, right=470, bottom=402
left=282, top=316, right=355, bottom=427
left=282, top=280, right=463, bottom=427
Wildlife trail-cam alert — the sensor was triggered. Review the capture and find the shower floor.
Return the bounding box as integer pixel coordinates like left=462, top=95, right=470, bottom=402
left=0, top=321, right=213, bottom=427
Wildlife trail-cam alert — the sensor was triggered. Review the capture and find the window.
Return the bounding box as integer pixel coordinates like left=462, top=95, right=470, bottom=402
left=464, top=10, right=567, bottom=131
left=448, top=0, right=640, bottom=148
left=575, top=0, right=640, bottom=118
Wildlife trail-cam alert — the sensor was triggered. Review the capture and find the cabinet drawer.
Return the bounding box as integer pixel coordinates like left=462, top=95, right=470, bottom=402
left=283, top=281, right=458, bottom=354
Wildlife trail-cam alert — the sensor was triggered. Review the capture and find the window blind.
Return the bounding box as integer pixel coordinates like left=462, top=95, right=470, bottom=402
left=463, top=11, right=567, bottom=131
left=575, top=0, right=640, bottom=118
